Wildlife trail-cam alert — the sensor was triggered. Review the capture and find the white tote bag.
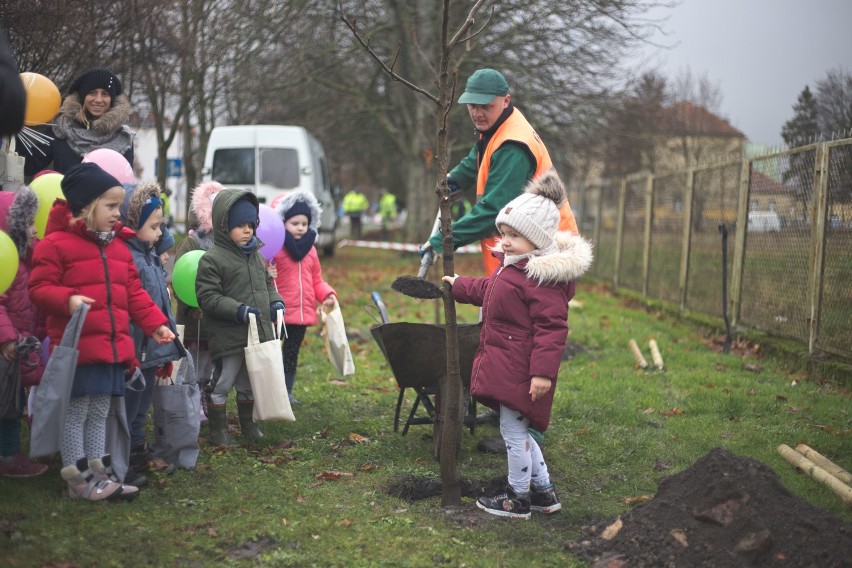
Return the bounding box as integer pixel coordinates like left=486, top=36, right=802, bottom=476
left=320, top=298, right=355, bottom=376
left=244, top=311, right=294, bottom=422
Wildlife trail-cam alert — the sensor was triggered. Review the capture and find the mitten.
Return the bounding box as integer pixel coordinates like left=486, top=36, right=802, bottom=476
left=237, top=304, right=262, bottom=323
left=270, top=301, right=285, bottom=319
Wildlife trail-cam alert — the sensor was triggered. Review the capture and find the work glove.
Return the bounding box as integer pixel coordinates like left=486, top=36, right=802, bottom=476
left=446, top=175, right=461, bottom=194
left=270, top=301, right=285, bottom=320
left=237, top=304, right=262, bottom=323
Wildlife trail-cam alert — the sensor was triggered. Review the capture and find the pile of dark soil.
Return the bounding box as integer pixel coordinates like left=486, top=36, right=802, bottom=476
left=571, top=447, right=852, bottom=567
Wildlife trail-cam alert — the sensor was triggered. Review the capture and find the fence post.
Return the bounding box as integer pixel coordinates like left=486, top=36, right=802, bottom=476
left=613, top=178, right=627, bottom=288
left=679, top=169, right=695, bottom=310
left=729, top=159, right=751, bottom=328
left=807, top=143, right=830, bottom=354
left=641, top=175, right=654, bottom=296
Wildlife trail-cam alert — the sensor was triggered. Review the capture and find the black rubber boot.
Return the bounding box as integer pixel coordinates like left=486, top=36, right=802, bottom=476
left=285, top=373, right=300, bottom=405
left=237, top=401, right=263, bottom=441
left=206, top=403, right=234, bottom=446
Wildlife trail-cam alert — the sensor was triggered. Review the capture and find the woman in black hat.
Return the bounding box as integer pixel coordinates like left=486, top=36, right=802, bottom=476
left=21, top=67, right=134, bottom=176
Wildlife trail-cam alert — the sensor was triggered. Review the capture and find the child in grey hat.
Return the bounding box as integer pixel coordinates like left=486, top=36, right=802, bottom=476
left=443, top=170, right=593, bottom=519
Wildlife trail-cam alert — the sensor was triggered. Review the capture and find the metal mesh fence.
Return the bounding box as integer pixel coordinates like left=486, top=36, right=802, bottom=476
left=739, top=149, right=815, bottom=341
left=617, top=177, right=648, bottom=292
left=685, top=165, right=739, bottom=316
left=819, top=143, right=852, bottom=354
left=581, top=138, right=852, bottom=360
left=648, top=173, right=687, bottom=304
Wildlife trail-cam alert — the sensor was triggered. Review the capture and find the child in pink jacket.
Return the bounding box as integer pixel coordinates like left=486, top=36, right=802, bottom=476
left=271, top=191, right=336, bottom=404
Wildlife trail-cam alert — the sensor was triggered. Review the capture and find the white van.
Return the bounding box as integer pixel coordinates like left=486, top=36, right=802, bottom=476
left=748, top=210, right=781, bottom=233
left=202, top=125, right=338, bottom=255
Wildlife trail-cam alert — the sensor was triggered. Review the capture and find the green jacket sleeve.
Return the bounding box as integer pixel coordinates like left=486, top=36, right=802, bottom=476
left=430, top=144, right=535, bottom=252
left=448, top=145, right=479, bottom=190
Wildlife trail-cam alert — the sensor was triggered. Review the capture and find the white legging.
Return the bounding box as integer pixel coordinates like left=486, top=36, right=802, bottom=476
left=500, top=405, right=551, bottom=495
left=60, top=395, right=110, bottom=467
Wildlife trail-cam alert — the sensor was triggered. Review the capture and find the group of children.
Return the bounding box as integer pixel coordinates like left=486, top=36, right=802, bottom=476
left=2, top=162, right=593, bottom=521
left=0, top=162, right=336, bottom=501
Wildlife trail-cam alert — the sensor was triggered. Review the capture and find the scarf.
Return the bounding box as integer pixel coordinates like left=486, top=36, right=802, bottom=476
left=239, top=235, right=260, bottom=255
left=88, top=228, right=116, bottom=245
left=283, top=229, right=316, bottom=261
left=54, top=114, right=133, bottom=158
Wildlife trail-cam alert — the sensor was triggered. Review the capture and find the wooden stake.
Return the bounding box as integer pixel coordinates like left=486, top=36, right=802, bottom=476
left=648, top=339, right=664, bottom=369
left=795, top=444, right=852, bottom=485
left=777, top=444, right=852, bottom=507
left=628, top=339, right=648, bottom=369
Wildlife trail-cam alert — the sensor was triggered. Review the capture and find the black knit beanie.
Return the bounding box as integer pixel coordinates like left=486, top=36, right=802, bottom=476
left=71, top=68, right=123, bottom=101
left=61, top=163, right=122, bottom=215
left=228, top=197, right=258, bottom=230
left=284, top=200, right=312, bottom=222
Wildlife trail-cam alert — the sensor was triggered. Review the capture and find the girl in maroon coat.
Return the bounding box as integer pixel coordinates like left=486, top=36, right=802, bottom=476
left=444, top=170, right=592, bottom=519
left=28, top=163, right=175, bottom=501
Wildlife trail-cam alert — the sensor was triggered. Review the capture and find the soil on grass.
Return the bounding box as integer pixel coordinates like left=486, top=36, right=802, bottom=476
left=387, top=448, right=852, bottom=566
left=571, top=447, right=852, bottom=567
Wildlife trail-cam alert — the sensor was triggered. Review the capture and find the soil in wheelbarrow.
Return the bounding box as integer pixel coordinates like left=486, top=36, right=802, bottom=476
left=385, top=448, right=852, bottom=565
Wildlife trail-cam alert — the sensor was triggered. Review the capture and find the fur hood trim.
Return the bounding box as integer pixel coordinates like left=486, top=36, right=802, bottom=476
left=0, top=187, right=39, bottom=256
left=54, top=93, right=132, bottom=136
left=274, top=190, right=322, bottom=230
left=123, top=182, right=162, bottom=230
left=495, top=231, right=593, bottom=285
left=190, top=181, right=224, bottom=232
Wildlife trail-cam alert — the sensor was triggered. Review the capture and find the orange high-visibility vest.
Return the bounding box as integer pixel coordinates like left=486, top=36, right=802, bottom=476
left=475, top=109, right=578, bottom=275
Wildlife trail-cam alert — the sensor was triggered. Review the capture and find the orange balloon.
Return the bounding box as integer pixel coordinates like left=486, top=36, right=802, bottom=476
left=20, top=72, right=61, bottom=126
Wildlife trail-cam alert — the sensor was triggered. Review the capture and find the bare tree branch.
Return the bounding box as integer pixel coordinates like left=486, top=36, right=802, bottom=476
left=448, top=1, right=490, bottom=48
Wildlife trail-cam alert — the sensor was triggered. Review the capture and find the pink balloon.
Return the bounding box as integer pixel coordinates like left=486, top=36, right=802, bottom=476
left=82, top=148, right=134, bottom=184
left=257, top=204, right=285, bottom=261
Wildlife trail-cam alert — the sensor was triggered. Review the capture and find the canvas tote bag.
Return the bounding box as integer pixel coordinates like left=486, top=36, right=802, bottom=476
left=29, top=303, right=89, bottom=457
left=320, top=298, right=355, bottom=376
left=244, top=311, right=294, bottom=422
left=153, top=349, right=201, bottom=471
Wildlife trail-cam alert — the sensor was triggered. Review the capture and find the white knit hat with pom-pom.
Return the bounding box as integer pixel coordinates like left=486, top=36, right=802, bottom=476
left=495, top=169, right=566, bottom=253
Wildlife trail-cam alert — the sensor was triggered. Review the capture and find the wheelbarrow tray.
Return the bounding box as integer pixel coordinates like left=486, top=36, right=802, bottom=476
left=370, top=322, right=480, bottom=389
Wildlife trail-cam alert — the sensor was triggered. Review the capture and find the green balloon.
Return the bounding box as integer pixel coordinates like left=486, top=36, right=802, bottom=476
left=30, top=173, right=64, bottom=238
left=172, top=249, right=204, bottom=308
left=0, top=231, right=19, bottom=296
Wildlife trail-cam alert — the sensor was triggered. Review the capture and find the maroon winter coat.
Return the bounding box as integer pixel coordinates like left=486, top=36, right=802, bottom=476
left=450, top=232, right=593, bottom=432
left=28, top=200, right=167, bottom=369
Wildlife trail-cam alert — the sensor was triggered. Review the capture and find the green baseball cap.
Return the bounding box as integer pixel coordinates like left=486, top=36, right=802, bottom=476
left=457, top=68, right=509, bottom=104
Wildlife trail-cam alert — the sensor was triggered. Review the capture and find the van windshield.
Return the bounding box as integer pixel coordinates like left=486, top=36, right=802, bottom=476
left=212, top=148, right=300, bottom=189
left=260, top=148, right=300, bottom=189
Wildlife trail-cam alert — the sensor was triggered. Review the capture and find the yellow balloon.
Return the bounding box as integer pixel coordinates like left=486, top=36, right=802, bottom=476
left=30, top=173, right=65, bottom=238
left=20, top=72, right=61, bottom=126
left=0, top=231, right=19, bottom=296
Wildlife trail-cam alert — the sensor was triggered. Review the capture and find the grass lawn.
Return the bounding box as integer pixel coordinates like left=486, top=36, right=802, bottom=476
left=2, top=245, right=849, bottom=567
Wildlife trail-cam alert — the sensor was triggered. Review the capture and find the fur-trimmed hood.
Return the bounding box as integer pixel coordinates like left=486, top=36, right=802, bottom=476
left=122, top=182, right=162, bottom=230
left=53, top=93, right=132, bottom=136
left=0, top=188, right=39, bottom=257
left=495, top=231, right=594, bottom=285
left=190, top=181, right=224, bottom=233
left=274, top=190, right=322, bottom=230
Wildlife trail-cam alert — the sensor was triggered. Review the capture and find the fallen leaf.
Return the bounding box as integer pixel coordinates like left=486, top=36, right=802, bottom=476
left=787, top=406, right=800, bottom=414
left=149, top=457, right=170, bottom=471
left=330, top=379, right=348, bottom=386
left=743, top=363, right=763, bottom=372
left=670, top=529, right=688, bottom=547
left=207, top=528, right=218, bottom=537
left=660, top=408, right=684, bottom=416
left=341, top=519, right=352, bottom=527
left=642, top=407, right=655, bottom=415
left=624, top=495, right=652, bottom=505
left=748, top=388, right=757, bottom=396
left=315, top=470, right=356, bottom=481
left=349, top=433, right=370, bottom=444
left=360, top=463, right=381, bottom=471
left=653, top=459, right=670, bottom=471
left=270, top=439, right=295, bottom=451
left=775, top=395, right=787, bottom=402
left=601, top=517, right=623, bottom=540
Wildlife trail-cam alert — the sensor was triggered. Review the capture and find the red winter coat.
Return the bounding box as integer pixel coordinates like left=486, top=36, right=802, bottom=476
left=272, top=246, right=335, bottom=326
left=450, top=232, right=593, bottom=432
left=28, top=200, right=168, bottom=369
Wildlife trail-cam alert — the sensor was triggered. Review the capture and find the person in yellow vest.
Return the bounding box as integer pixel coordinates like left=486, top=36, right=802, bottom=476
left=422, top=68, right=578, bottom=275
left=342, top=187, right=369, bottom=239
left=378, top=190, right=398, bottom=239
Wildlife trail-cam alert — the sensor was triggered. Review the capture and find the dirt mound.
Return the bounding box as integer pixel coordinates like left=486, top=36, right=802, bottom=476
left=572, top=447, right=852, bottom=567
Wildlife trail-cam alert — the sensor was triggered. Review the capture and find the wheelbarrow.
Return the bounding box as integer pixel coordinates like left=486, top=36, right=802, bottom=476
left=368, top=292, right=479, bottom=446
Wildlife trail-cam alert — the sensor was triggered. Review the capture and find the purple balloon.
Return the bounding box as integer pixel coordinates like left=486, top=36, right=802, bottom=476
left=40, top=336, right=51, bottom=366
left=257, top=204, right=286, bottom=261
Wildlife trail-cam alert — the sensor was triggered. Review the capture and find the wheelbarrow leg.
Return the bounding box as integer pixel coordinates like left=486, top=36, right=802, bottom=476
left=401, top=394, right=422, bottom=436
left=393, top=388, right=406, bottom=433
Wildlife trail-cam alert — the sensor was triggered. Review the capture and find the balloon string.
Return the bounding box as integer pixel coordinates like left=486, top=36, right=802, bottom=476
left=195, top=319, right=201, bottom=378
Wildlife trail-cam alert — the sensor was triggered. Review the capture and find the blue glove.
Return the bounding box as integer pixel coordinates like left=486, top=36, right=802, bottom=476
left=270, top=301, right=285, bottom=320
left=237, top=304, right=261, bottom=323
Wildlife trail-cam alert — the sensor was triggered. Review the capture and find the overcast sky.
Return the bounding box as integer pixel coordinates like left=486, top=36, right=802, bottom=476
left=633, top=0, right=852, bottom=147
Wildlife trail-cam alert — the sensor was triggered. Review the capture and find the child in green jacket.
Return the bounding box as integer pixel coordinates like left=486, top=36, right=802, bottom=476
left=195, top=190, right=284, bottom=445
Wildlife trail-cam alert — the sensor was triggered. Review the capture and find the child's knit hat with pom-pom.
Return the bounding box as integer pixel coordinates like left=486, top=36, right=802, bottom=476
left=494, top=169, right=566, bottom=255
